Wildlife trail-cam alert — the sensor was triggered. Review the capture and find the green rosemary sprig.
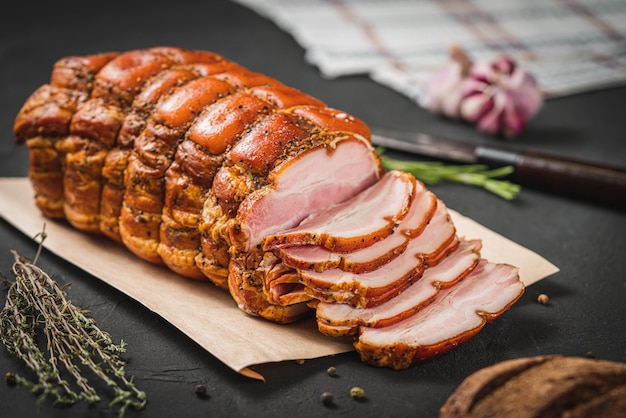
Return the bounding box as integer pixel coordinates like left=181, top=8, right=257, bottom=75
left=0, top=228, right=146, bottom=417
left=379, top=149, right=521, bottom=200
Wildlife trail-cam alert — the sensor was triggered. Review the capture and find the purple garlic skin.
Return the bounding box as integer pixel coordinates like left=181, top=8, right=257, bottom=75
left=420, top=45, right=471, bottom=119
left=420, top=58, right=466, bottom=119
left=422, top=51, right=543, bottom=138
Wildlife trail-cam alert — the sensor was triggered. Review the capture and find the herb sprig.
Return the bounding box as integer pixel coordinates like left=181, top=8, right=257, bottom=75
left=379, top=149, right=521, bottom=200
left=0, top=228, right=146, bottom=417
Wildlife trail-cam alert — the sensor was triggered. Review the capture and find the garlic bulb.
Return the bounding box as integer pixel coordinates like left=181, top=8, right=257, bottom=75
left=422, top=47, right=543, bottom=138
left=419, top=45, right=471, bottom=119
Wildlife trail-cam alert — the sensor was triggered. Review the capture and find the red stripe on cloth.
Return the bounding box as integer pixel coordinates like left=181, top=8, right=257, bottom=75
left=436, top=0, right=536, bottom=60
left=556, top=0, right=626, bottom=77
left=327, top=0, right=405, bottom=71
left=557, top=0, right=625, bottom=43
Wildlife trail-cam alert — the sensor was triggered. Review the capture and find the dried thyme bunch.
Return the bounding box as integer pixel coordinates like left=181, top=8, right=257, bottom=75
left=0, top=229, right=146, bottom=417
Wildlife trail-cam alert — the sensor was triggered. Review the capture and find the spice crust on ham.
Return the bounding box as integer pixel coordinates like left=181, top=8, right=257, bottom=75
left=13, top=47, right=525, bottom=369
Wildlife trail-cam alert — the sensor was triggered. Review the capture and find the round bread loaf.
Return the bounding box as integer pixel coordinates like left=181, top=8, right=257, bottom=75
left=439, top=355, right=626, bottom=418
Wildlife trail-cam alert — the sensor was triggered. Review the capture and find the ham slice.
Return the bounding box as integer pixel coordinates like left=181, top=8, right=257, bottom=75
left=228, top=252, right=312, bottom=324
left=315, top=239, right=482, bottom=336
left=298, top=200, right=458, bottom=308
left=230, top=135, right=382, bottom=253
left=354, top=260, right=524, bottom=370
left=266, top=264, right=310, bottom=306
left=262, top=170, right=415, bottom=253
left=278, top=181, right=437, bottom=273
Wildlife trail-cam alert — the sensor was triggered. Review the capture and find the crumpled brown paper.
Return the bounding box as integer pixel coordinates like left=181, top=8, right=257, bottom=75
left=0, top=178, right=558, bottom=380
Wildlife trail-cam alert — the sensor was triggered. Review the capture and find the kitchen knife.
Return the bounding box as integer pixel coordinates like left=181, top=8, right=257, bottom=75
left=371, top=128, right=626, bottom=209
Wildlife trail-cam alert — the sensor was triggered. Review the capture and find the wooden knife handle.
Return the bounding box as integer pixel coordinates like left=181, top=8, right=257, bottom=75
left=476, top=146, right=626, bottom=209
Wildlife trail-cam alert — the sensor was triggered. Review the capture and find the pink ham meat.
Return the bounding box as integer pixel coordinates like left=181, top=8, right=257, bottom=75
left=262, top=170, right=416, bottom=252
left=315, top=239, right=482, bottom=336
left=230, top=135, right=382, bottom=253
left=278, top=180, right=437, bottom=273
left=354, top=260, right=524, bottom=370
left=15, top=47, right=526, bottom=370
left=296, top=199, right=458, bottom=308
left=227, top=135, right=385, bottom=323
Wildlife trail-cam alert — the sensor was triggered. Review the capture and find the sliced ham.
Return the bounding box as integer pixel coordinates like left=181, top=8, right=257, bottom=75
left=305, top=237, right=459, bottom=308
left=354, top=260, right=524, bottom=370
left=262, top=170, right=415, bottom=253
left=230, top=134, right=383, bottom=253
left=266, top=266, right=310, bottom=306
left=228, top=252, right=313, bottom=324
left=298, top=200, right=458, bottom=308
left=279, top=233, right=409, bottom=275
left=278, top=181, right=437, bottom=273
left=315, top=239, right=482, bottom=336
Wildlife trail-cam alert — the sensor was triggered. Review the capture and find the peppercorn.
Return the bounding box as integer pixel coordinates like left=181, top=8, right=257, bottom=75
left=320, top=391, right=334, bottom=406
left=350, top=386, right=365, bottom=399
left=5, top=372, right=16, bottom=387
left=326, top=366, right=337, bottom=377
left=194, top=384, right=207, bottom=397
left=537, top=294, right=549, bottom=305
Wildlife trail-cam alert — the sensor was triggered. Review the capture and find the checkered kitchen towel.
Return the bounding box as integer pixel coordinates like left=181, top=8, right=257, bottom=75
left=233, top=0, right=626, bottom=104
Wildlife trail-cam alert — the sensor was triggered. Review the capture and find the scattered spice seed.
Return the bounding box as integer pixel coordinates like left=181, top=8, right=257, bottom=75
left=537, top=293, right=549, bottom=305
left=295, top=359, right=305, bottom=365
left=586, top=351, right=596, bottom=359
left=350, top=386, right=365, bottom=399
left=194, top=384, right=207, bottom=397
left=326, top=366, right=337, bottom=377
left=320, top=391, right=334, bottom=406
left=5, top=372, right=16, bottom=387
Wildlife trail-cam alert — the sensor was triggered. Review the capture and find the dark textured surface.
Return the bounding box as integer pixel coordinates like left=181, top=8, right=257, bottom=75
left=0, top=1, right=625, bottom=417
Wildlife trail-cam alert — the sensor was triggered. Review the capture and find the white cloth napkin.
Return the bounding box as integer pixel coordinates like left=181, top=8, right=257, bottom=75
left=234, top=0, right=626, bottom=103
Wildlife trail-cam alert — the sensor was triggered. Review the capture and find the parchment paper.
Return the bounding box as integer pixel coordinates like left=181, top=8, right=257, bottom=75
left=0, top=178, right=558, bottom=380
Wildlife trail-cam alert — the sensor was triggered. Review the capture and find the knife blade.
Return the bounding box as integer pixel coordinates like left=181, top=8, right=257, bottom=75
left=371, top=128, right=626, bottom=209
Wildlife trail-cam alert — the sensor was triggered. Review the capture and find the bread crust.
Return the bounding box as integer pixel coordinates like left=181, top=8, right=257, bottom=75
left=439, top=355, right=626, bottom=418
